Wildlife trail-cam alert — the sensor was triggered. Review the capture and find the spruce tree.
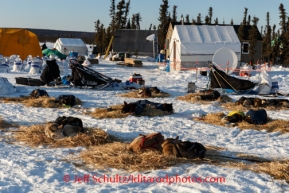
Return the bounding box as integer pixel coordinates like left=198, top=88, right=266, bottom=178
left=135, top=13, right=142, bottom=29
left=115, top=0, right=126, bottom=29
left=246, top=15, right=251, bottom=25
left=172, top=5, right=177, bottom=22
left=94, top=20, right=101, bottom=45
left=180, top=14, right=183, bottom=23
left=205, top=16, right=210, bottom=24
left=185, top=14, right=190, bottom=23
left=278, top=3, right=287, bottom=64
left=248, top=17, right=259, bottom=63
left=208, top=7, right=213, bottom=24
left=131, top=14, right=137, bottom=29
left=238, top=24, right=245, bottom=41
left=192, top=19, right=196, bottom=25
left=262, top=12, right=272, bottom=62
left=271, top=24, right=279, bottom=63
left=284, top=17, right=289, bottom=65
left=157, top=0, right=170, bottom=52
left=214, top=18, right=219, bottom=25
left=126, top=18, right=131, bottom=29
left=230, top=19, right=233, bottom=25
left=109, top=0, right=116, bottom=33
left=123, top=0, right=131, bottom=29
left=279, top=3, right=287, bottom=32
left=196, top=13, right=202, bottom=24
left=243, top=7, right=248, bottom=25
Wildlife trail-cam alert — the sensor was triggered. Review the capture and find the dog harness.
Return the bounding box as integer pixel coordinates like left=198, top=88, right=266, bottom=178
left=139, top=133, right=162, bottom=150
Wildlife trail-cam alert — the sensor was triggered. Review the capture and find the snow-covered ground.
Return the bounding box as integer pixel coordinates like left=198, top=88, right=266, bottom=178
left=1, top=43, right=289, bottom=192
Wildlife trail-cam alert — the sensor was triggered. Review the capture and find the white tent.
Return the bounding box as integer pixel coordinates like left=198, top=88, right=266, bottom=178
left=53, top=38, right=88, bottom=56
left=169, top=25, right=241, bottom=71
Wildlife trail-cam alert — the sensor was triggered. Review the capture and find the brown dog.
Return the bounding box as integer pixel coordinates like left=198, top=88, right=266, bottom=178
left=161, top=136, right=182, bottom=157
left=128, top=132, right=165, bottom=152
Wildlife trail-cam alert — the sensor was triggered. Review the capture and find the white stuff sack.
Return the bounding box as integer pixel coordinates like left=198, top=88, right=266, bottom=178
left=29, top=57, right=42, bottom=74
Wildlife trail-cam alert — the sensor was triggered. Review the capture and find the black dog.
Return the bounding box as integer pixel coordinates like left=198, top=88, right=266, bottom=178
left=121, top=100, right=173, bottom=115
left=30, top=89, right=49, bottom=98
left=54, top=116, right=84, bottom=133
left=176, top=141, right=206, bottom=159
left=222, top=113, right=243, bottom=123
left=195, top=90, right=220, bottom=101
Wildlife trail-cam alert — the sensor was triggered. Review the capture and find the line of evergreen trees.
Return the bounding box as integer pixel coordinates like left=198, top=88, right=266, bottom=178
left=94, top=1, right=289, bottom=65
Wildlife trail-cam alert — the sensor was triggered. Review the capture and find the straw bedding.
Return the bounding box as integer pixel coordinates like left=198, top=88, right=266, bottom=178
left=177, top=93, right=232, bottom=104
left=77, top=142, right=289, bottom=183
left=8, top=120, right=289, bottom=183
left=13, top=124, right=117, bottom=148
left=0, top=96, right=82, bottom=108
left=222, top=101, right=289, bottom=111
left=194, top=112, right=289, bottom=133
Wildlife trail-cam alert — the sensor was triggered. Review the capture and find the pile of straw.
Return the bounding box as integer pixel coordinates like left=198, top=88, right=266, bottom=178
left=0, top=97, right=81, bottom=108
left=222, top=101, right=289, bottom=111
left=195, top=112, right=289, bottom=133
left=88, top=104, right=131, bottom=119
left=88, top=104, right=172, bottom=119
left=78, top=143, right=289, bottom=183
left=119, top=91, right=170, bottom=98
left=177, top=93, right=232, bottom=104
left=13, top=124, right=117, bottom=148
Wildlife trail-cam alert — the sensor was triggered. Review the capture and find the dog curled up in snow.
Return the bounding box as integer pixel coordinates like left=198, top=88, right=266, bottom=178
left=161, top=136, right=206, bottom=159
left=221, top=111, right=245, bottom=126
left=121, top=100, right=173, bottom=115
left=128, top=132, right=165, bottom=152
left=54, top=116, right=84, bottom=133
left=137, top=87, right=152, bottom=97
left=176, top=141, right=206, bottom=159
left=261, top=99, right=289, bottom=108
left=235, top=96, right=262, bottom=107
left=44, top=122, right=84, bottom=139
left=194, top=90, right=221, bottom=101
left=62, top=124, right=84, bottom=137
left=161, top=136, right=182, bottom=157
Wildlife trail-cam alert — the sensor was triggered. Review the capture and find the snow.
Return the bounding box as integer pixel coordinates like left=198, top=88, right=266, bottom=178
left=0, top=42, right=289, bottom=192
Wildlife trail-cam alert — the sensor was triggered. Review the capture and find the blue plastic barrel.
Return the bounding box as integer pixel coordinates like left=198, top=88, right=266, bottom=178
left=69, top=51, right=78, bottom=58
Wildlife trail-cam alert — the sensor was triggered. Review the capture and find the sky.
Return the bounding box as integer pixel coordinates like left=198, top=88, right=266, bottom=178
left=0, top=0, right=288, bottom=33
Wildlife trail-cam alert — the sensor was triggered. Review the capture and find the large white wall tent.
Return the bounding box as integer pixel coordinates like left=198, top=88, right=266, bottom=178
left=54, top=38, right=88, bottom=56
left=169, top=25, right=241, bottom=71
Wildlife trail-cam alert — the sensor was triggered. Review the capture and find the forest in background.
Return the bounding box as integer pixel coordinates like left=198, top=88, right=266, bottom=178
left=29, top=0, right=289, bottom=65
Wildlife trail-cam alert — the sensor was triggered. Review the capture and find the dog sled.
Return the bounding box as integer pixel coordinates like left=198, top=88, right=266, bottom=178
left=69, top=58, right=116, bottom=89
left=208, top=63, right=256, bottom=94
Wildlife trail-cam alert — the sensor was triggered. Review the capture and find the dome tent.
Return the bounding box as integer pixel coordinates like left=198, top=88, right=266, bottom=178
left=0, top=28, right=43, bottom=59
